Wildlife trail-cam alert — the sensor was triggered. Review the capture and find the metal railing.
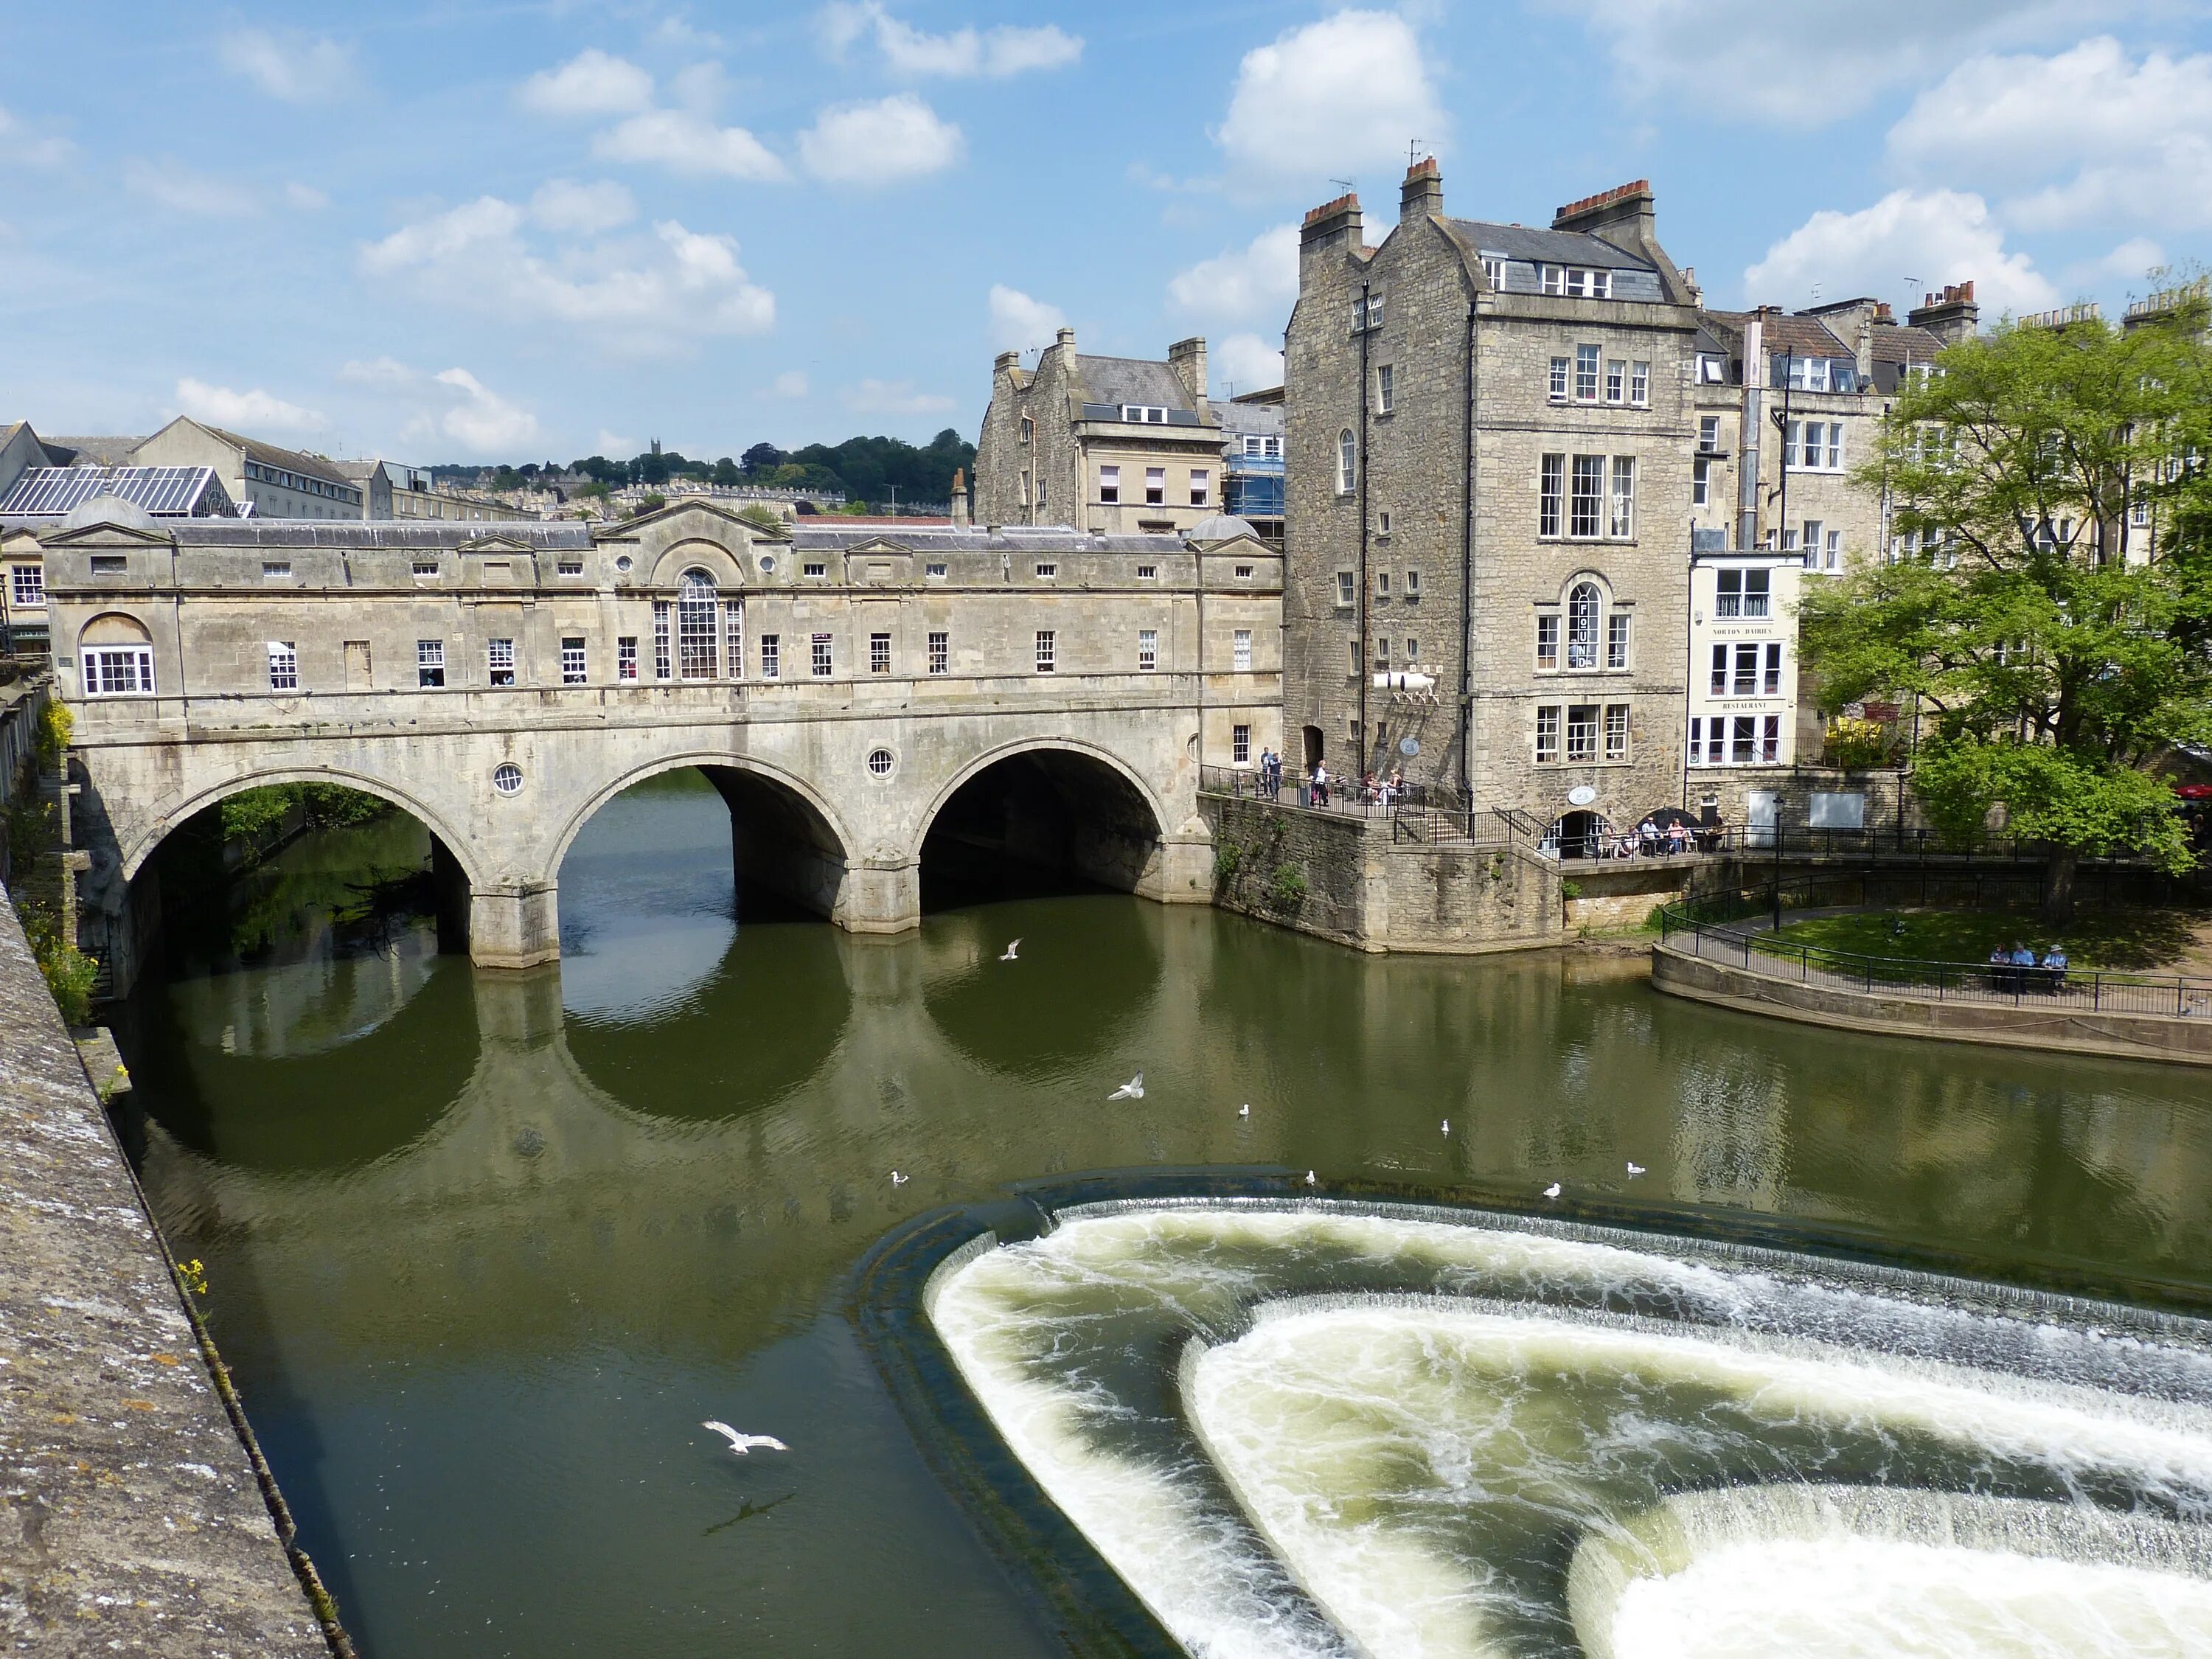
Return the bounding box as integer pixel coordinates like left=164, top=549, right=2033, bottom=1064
left=1561, top=821, right=2154, bottom=866
left=1658, top=876, right=2212, bottom=1020
left=1197, top=765, right=1523, bottom=847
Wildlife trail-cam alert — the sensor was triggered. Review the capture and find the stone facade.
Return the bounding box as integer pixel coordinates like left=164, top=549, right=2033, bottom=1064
left=1286, top=163, right=1697, bottom=849
left=28, top=501, right=1283, bottom=989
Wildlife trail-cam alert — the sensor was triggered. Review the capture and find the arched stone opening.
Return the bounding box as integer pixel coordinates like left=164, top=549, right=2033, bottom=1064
left=917, top=745, right=1168, bottom=908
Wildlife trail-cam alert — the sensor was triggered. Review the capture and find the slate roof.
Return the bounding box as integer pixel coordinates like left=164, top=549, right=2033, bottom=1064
left=1214, top=398, right=1284, bottom=437
left=1870, top=323, right=1944, bottom=364
left=796, top=524, right=1186, bottom=554
left=1452, top=220, right=1656, bottom=271
left=165, top=520, right=590, bottom=549
left=1702, top=310, right=1854, bottom=360
left=39, top=436, right=145, bottom=467
left=191, top=423, right=355, bottom=488
left=1074, top=355, right=1200, bottom=414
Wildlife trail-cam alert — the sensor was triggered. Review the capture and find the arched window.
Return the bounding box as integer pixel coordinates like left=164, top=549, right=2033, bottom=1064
left=80, top=613, right=156, bottom=696
left=1338, top=428, right=1356, bottom=495
left=676, top=568, right=720, bottom=680
left=1566, top=581, right=1601, bottom=669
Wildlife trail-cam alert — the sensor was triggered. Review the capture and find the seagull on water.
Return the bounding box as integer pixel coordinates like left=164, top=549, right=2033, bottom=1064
left=1625, top=1162, right=1646, bottom=1178
left=1441, top=1119, right=1450, bottom=1135
left=703, top=1422, right=788, bottom=1455
left=891, top=1171, right=908, bottom=1186
left=1543, top=1182, right=1562, bottom=1200
left=1001, top=939, right=1021, bottom=961
left=1304, top=1170, right=1317, bottom=1186
left=1239, top=1104, right=1251, bottom=1118
left=1108, top=1072, right=1144, bottom=1100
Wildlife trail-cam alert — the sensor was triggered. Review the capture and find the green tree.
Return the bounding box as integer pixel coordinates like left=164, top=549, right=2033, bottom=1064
left=1801, top=297, right=2212, bottom=922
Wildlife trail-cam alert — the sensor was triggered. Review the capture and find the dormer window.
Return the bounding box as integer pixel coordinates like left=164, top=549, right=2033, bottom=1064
left=1541, top=265, right=1610, bottom=299
left=1697, top=353, right=1727, bottom=383
left=1121, top=405, right=1168, bottom=423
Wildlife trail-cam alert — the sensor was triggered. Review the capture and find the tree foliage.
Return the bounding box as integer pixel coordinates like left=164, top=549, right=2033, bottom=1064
left=1800, top=298, right=2212, bottom=918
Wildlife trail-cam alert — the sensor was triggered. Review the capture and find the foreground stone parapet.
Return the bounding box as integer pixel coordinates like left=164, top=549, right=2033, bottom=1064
left=0, top=885, right=333, bottom=1656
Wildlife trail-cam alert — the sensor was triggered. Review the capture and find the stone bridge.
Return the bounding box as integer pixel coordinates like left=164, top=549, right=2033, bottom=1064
left=23, top=501, right=1283, bottom=992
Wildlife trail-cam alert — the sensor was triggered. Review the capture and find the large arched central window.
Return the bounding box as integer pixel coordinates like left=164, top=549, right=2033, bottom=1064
left=1565, top=580, right=1601, bottom=669
left=676, top=568, right=720, bottom=680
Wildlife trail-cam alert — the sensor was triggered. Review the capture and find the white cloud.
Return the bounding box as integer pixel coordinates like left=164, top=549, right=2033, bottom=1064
left=1214, top=333, right=1284, bottom=396
left=1559, top=1, right=2139, bottom=124
left=1890, top=38, right=2212, bottom=229
left=175, top=378, right=327, bottom=434
left=2091, top=235, right=2168, bottom=282
left=799, top=94, right=961, bottom=183
left=1169, top=224, right=1298, bottom=322
left=843, top=378, right=955, bottom=415
left=771, top=370, right=810, bottom=397
left=284, top=182, right=330, bottom=211
left=1744, top=189, right=2056, bottom=316
left=594, top=108, right=787, bottom=181
left=0, top=105, right=74, bottom=167
left=419, top=368, right=540, bottom=453
left=1216, top=11, right=1445, bottom=182
left=219, top=29, right=356, bottom=103
left=529, top=178, right=637, bottom=234
left=652, top=15, right=726, bottom=52
left=359, top=196, right=775, bottom=346
left=988, top=284, right=1066, bottom=352
left=518, top=49, right=655, bottom=117
left=123, top=156, right=261, bottom=217
left=338, top=356, right=415, bottom=386
left=821, top=3, right=1082, bottom=77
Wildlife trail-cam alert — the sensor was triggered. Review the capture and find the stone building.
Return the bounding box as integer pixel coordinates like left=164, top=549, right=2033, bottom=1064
left=1284, top=161, right=1699, bottom=851
left=133, top=417, right=367, bottom=518
left=973, top=330, right=1231, bottom=536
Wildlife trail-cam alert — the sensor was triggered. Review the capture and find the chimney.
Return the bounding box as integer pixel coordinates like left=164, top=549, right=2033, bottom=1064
left=1908, top=281, right=1978, bottom=347
left=1399, top=156, right=1442, bottom=223
left=950, top=467, right=970, bottom=528
left=1552, top=178, right=1655, bottom=252
left=994, top=349, right=1019, bottom=375
left=1167, top=336, right=1208, bottom=406
left=1301, top=191, right=1363, bottom=258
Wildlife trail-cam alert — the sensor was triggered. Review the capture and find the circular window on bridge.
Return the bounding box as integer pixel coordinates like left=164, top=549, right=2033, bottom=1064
left=758, top=554, right=776, bottom=574
left=614, top=554, right=633, bottom=573
left=493, top=762, right=524, bottom=796
left=866, top=748, right=896, bottom=779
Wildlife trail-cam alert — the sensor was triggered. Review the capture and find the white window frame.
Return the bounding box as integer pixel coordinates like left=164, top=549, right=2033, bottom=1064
left=1144, top=467, right=1166, bottom=506
left=1630, top=361, right=1649, bottom=406
left=1549, top=356, right=1570, bottom=401
left=487, top=637, right=515, bottom=686
left=1189, top=467, right=1210, bottom=506
left=1137, top=628, right=1158, bottom=672
left=1099, top=465, right=1119, bottom=503
left=927, top=630, right=949, bottom=675
left=9, top=564, right=43, bottom=605
left=1233, top=627, right=1253, bottom=671
left=1337, top=430, right=1356, bottom=495
left=1574, top=344, right=1599, bottom=402
left=869, top=631, right=891, bottom=675
left=1376, top=364, right=1395, bottom=414
left=560, top=636, right=586, bottom=685
left=1232, top=723, right=1251, bottom=765
left=810, top=633, right=834, bottom=677
left=267, top=641, right=298, bottom=692
left=417, top=639, right=445, bottom=688
left=759, top=633, right=780, bottom=679
left=1034, top=629, right=1056, bottom=674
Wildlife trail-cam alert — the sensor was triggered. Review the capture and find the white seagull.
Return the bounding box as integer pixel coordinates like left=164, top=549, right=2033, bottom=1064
left=1239, top=1104, right=1251, bottom=1118
left=1108, top=1072, right=1144, bottom=1101
left=1304, top=1169, right=1317, bottom=1186
left=1441, top=1119, right=1450, bottom=1135
left=891, top=1171, right=908, bottom=1186
left=1000, top=939, right=1021, bottom=961
left=703, top=1421, right=787, bottom=1455
left=1625, top=1162, right=1646, bottom=1178
left=1543, top=1182, right=1562, bottom=1199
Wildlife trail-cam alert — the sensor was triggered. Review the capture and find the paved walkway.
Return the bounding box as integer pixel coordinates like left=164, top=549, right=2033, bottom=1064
left=0, top=883, right=333, bottom=1656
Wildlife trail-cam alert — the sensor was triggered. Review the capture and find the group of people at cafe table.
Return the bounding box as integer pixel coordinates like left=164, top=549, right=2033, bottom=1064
left=1987, top=942, right=2070, bottom=992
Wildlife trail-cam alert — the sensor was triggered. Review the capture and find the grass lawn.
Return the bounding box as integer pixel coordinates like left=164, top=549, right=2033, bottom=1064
left=1767, top=906, right=2211, bottom=973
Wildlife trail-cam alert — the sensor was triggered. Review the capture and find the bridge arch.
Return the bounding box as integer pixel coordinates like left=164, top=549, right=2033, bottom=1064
left=915, top=737, right=1173, bottom=903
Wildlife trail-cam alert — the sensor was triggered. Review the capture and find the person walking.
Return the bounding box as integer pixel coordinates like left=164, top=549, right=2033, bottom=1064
left=1312, top=761, right=1330, bottom=807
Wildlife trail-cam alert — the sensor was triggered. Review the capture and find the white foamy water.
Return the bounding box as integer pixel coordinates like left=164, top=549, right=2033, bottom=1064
left=925, top=1202, right=2212, bottom=1659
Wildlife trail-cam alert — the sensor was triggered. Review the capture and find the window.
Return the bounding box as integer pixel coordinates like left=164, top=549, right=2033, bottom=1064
left=811, top=633, right=834, bottom=676
left=1699, top=352, right=1726, bottom=383
left=1732, top=641, right=1759, bottom=695
left=1536, top=613, right=1559, bottom=669
left=1786, top=420, right=1844, bottom=471
left=1360, top=293, right=1383, bottom=331
left=1570, top=455, right=1604, bottom=538
left=1122, top=405, right=1168, bottom=423
left=267, top=641, right=298, bottom=691
left=1540, top=453, right=1564, bottom=537
left=2132, top=490, right=2152, bottom=528
left=1234, top=627, right=1253, bottom=671
left=1716, top=569, right=1743, bottom=616
left=804, top=561, right=827, bottom=579
left=1377, top=572, right=1391, bottom=597
left=417, top=640, right=445, bottom=687
left=1374, top=636, right=1389, bottom=669
left=1607, top=611, right=1630, bottom=669
left=1761, top=715, right=1782, bottom=762
left=726, top=600, right=744, bottom=675
left=1189, top=468, right=1210, bottom=506
left=1825, top=528, right=1840, bottom=569
left=619, top=636, right=637, bottom=681
left=868, top=748, right=895, bottom=777
left=1786, top=357, right=1833, bottom=392
left=677, top=569, right=719, bottom=679
left=557, top=559, right=584, bottom=577
left=1405, top=568, right=1420, bottom=599
left=1743, top=568, right=1771, bottom=617
left=1137, top=563, right=1158, bottom=579
left=1377, top=364, right=1395, bottom=413
left=83, top=643, right=153, bottom=695
left=262, top=561, right=291, bottom=581
left=1232, top=723, right=1251, bottom=764
left=1575, top=344, right=1599, bottom=401
left=1019, top=470, right=1032, bottom=506
left=1482, top=257, right=1504, bottom=288
left=1145, top=468, right=1166, bottom=506
left=561, top=637, right=586, bottom=685
left=1608, top=456, right=1635, bottom=538
left=652, top=603, right=672, bottom=680
left=1763, top=641, right=1784, bottom=695
left=493, top=762, right=524, bottom=796
left=1035, top=562, right=1057, bottom=579
left=1535, top=704, right=1561, bottom=762
left=1604, top=704, right=1630, bottom=761
left=1100, top=465, right=1119, bottom=503
left=1630, top=361, right=1649, bottom=406
left=1693, top=458, right=1712, bottom=506
left=89, top=554, right=125, bottom=575
left=1606, top=359, right=1625, bottom=403
left=1549, top=356, right=1570, bottom=400
left=1349, top=638, right=1363, bottom=676
left=1404, top=636, right=1419, bottom=661
left=1565, top=703, right=1599, bottom=762
left=10, top=565, right=43, bottom=605
left=1034, top=630, right=1056, bottom=673
left=1699, top=415, right=1722, bottom=453
left=488, top=638, right=515, bottom=686
left=1799, top=521, right=1826, bottom=570
left=760, top=633, right=779, bottom=678
left=1338, top=429, right=1356, bottom=493
left=928, top=630, right=948, bottom=675
left=1709, top=644, right=1728, bottom=695
left=1566, top=582, right=1601, bottom=668
left=1019, top=416, right=1034, bottom=445
left=1337, top=571, right=1356, bottom=606
left=1036, top=470, right=1048, bottom=509
left=1731, top=716, right=1756, bottom=764
left=926, top=561, right=947, bottom=580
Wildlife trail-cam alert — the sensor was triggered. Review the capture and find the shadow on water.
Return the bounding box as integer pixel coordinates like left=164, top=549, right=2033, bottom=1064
left=919, top=898, right=1164, bottom=1080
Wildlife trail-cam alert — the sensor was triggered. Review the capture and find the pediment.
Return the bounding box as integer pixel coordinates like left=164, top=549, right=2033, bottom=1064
left=34, top=520, right=175, bottom=549
left=457, top=532, right=540, bottom=554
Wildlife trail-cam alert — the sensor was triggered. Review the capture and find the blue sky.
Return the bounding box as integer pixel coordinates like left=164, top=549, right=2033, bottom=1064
left=6, top=1, right=2211, bottom=464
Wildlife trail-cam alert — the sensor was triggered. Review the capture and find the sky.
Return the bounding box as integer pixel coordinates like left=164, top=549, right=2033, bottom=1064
left=7, top=1, right=2212, bottom=465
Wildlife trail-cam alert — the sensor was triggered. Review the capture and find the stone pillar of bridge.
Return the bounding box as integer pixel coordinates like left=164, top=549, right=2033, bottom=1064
left=470, top=881, right=561, bottom=970
left=834, top=860, right=922, bottom=935
left=1153, top=828, right=1217, bottom=904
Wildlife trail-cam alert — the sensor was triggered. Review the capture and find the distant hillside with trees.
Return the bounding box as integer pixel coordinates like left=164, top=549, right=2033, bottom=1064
left=428, top=429, right=974, bottom=508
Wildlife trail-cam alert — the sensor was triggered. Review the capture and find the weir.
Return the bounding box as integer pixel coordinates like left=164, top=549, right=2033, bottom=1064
left=923, top=1199, right=2212, bottom=1659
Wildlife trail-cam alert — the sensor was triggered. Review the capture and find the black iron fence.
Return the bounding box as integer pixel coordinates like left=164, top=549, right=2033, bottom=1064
left=1196, top=765, right=1524, bottom=847
left=1565, top=821, right=2150, bottom=865
left=1658, top=874, right=2212, bottom=1020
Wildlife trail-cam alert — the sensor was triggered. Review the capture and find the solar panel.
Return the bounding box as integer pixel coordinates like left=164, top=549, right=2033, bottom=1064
left=0, top=466, right=230, bottom=518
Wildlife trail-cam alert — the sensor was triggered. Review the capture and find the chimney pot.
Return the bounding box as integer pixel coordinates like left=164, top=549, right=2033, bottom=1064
left=1399, top=155, right=1443, bottom=223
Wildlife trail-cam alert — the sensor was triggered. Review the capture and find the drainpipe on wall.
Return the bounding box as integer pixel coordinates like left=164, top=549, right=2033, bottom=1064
left=1458, top=301, right=1478, bottom=805
left=1736, top=311, right=1764, bottom=553
left=1357, top=279, right=1371, bottom=771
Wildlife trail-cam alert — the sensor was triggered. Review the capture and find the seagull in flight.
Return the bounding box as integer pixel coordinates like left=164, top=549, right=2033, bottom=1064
left=703, top=1422, right=787, bottom=1455
left=1625, top=1162, right=1646, bottom=1178
left=1108, top=1072, right=1144, bottom=1100
left=1001, top=939, right=1020, bottom=961
left=891, top=1171, right=908, bottom=1186
left=1543, top=1182, right=1562, bottom=1200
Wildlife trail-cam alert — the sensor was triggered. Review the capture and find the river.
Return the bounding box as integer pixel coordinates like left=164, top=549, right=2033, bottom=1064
left=110, top=771, right=2212, bottom=1658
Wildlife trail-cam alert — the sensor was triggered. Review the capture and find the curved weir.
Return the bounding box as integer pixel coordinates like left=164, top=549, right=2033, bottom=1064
left=922, top=1200, right=2212, bottom=1659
